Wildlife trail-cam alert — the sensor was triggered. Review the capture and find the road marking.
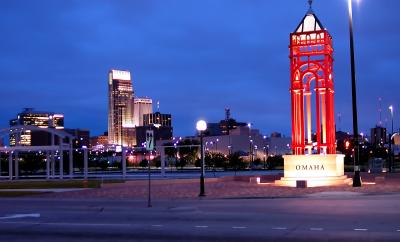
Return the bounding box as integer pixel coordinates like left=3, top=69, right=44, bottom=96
left=195, top=225, right=208, bottom=228
left=232, top=226, right=247, bottom=229
left=310, top=228, right=324, bottom=231
left=354, top=228, right=368, bottom=231
left=151, top=224, right=164, bottom=227
left=0, top=213, right=40, bottom=220
left=397, top=229, right=400, bottom=232
left=272, top=227, right=287, bottom=230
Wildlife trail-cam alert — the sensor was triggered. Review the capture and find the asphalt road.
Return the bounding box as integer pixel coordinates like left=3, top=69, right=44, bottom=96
left=0, top=193, right=399, bottom=241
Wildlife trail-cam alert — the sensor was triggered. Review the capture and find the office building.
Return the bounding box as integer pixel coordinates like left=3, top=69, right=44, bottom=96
left=108, top=70, right=135, bottom=146
left=143, top=112, right=172, bottom=127
left=204, top=109, right=247, bottom=136
left=136, top=112, right=173, bottom=146
left=133, top=97, right=152, bottom=127
left=9, top=108, right=64, bottom=146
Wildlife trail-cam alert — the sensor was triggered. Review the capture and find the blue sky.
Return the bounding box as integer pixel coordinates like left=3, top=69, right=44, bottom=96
left=1, top=0, right=399, bottom=137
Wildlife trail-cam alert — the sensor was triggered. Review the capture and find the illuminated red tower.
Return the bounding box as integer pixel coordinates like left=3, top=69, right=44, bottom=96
left=290, top=2, right=336, bottom=155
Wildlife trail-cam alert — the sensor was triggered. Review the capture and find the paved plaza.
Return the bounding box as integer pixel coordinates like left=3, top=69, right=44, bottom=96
left=36, top=173, right=400, bottom=200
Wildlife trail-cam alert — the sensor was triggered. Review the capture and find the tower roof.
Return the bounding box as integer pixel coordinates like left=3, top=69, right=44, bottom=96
left=294, top=4, right=324, bottom=33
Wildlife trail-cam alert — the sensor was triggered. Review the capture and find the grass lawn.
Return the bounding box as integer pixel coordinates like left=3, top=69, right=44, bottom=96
left=0, top=179, right=125, bottom=190
left=0, top=191, right=50, bottom=197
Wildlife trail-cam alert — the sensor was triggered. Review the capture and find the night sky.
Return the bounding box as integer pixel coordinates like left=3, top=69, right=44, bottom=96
left=1, top=0, right=399, bottom=137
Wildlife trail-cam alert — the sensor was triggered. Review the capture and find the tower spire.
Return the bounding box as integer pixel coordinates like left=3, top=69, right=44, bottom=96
left=308, top=0, right=314, bottom=14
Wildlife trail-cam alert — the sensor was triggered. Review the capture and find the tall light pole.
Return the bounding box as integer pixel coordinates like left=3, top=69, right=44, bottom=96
left=248, top=123, right=252, bottom=167
left=348, top=0, right=362, bottom=187
left=196, top=120, right=207, bottom=197
left=389, top=105, right=394, bottom=172
left=263, top=135, right=268, bottom=169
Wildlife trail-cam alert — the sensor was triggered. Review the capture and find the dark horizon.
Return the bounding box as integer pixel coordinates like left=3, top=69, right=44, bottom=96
left=1, top=0, right=399, bottom=137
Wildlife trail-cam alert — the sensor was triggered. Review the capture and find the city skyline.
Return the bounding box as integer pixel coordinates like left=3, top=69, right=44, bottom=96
left=1, top=0, right=399, bottom=137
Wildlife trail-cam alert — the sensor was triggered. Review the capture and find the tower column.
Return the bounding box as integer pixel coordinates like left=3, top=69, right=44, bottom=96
left=306, top=92, right=312, bottom=154
left=321, top=90, right=327, bottom=154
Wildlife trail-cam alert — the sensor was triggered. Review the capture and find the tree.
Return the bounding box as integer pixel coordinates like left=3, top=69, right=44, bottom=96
left=267, top=155, right=284, bottom=170
left=204, top=152, right=227, bottom=169
left=227, top=152, right=246, bottom=170
left=177, top=139, right=199, bottom=167
left=253, top=158, right=262, bottom=168
left=164, top=142, right=177, bottom=158
left=176, top=157, right=187, bottom=169
left=152, top=156, right=161, bottom=168
left=140, top=159, right=149, bottom=168
left=19, top=153, right=45, bottom=174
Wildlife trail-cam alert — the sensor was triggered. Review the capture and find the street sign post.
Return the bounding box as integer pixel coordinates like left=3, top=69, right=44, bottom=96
left=146, top=130, right=154, bottom=151
left=145, top=130, right=154, bottom=207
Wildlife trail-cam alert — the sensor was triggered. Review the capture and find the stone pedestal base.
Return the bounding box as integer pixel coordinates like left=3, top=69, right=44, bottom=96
left=275, top=154, right=351, bottom=187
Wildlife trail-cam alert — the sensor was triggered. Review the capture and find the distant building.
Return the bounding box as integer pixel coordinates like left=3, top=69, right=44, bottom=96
left=136, top=112, right=173, bottom=146
left=136, top=126, right=173, bottom=147
left=204, top=109, right=247, bottom=136
left=90, top=132, right=109, bottom=150
left=9, top=108, right=64, bottom=146
left=371, top=126, right=387, bottom=148
left=268, top=136, right=292, bottom=156
left=143, top=112, right=172, bottom=127
left=65, top=128, right=90, bottom=148
left=133, top=97, right=153, bottom=127
left=108, top=69, right=135, bottom=146
left=270, top=132, right=282, bottom=138
left=203, top=126, right=262, bottom=159
left=90, top=132, right=108, bottom=148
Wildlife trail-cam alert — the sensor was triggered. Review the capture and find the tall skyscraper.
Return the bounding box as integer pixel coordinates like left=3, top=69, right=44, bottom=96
left=133, top=97, right=153, bottom=127
left=108, top=70, right=135, bottom=146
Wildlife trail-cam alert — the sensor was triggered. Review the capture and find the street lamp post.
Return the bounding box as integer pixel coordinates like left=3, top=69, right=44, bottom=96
left=263, top=135, right=267, bottom=169
left=196, top=120, right=207, bottom=197
left=348, top=0, right=362, bottom=187
left=263, top=146, right=266, bottom=169
left=389, top=105, right=394, bottom=172
left=248, top=123, right=252, bottom=167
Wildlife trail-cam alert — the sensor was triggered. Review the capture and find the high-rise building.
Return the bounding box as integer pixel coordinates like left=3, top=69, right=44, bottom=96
left=9, top=108, right=64, bottom=146
left=108, top=70, right=135, bottom=146
left=133, top=97, right=152, bottom=127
